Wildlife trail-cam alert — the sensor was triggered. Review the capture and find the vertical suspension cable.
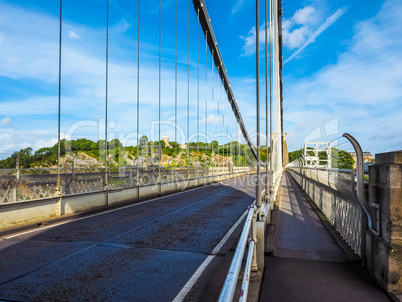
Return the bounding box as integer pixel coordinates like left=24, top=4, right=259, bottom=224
left=229, top=109, right=232, bottom=169
left=231, top=109, right=233, bottom=168
left=136, top=0, right=140, bottom=180
left=57, top=0, right=62, bottom=192
left=226, top=90, right=228, bottom=171
left=265, top=0, right=269, bottom=190
left=211, top=49, right=214, bottom=168
left=197, top=9, right=200, bottom=162
left=187, top=0, right=190, bottom=174
left=205, top=30, right=208, bottom=166
left=256, top=0, right=262, bottom=208
left=238, top=122, right=240, bottom=167
left=105, top=0, right=109, bottom=186
left=158, top=0, right=161, bottom=179
left=217, top=66, right=220, bottom=173
left=137, top=0, right=140, bottom=155
left=175, top=0, right=178, bottom=167
left=269, top=0, right=273, bottom=177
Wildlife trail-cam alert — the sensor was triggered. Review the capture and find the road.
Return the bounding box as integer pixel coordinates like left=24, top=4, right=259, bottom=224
left=0, top=174, right=256, bottom=301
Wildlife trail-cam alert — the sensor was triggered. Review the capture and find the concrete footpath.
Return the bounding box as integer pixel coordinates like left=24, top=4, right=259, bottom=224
left=259, top=172, right=391, bottom=302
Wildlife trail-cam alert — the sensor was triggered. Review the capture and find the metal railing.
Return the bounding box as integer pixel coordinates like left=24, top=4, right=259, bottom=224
left=219, top=205, right=256, bottom=302
left=218, top=190, right=272, bottom=302
left=287, top=166, right=364, bottom=256
left=0, top=166, right=251, bottom=204
left=286, top=133, right=381, bottom=259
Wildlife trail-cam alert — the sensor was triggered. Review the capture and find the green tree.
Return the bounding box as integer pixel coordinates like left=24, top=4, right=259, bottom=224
left=139, top=135, right=148, bottom=146
left=331, top=148, right=355, bottom=169
left=288, top=149, right=303, bottom=163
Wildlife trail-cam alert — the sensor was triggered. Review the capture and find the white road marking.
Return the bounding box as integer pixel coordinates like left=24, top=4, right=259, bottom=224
left=172, top=255, right=215, bottom=302
left=212, top=210, right=248, bottom=255
left=172, top=208, right=249, bottom=302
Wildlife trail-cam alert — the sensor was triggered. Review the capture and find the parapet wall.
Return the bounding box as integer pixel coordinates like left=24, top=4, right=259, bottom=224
left=0, top=171, right=251, bottom=230
left=366, top=151, right=402, bottom=294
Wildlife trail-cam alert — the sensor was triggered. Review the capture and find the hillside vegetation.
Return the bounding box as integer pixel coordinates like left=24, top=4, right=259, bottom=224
left=0, top=137, right=263, bottom=170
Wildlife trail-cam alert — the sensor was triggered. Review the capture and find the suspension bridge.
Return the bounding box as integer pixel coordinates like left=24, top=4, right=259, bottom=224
left=0, top=0, right=401, bottom=301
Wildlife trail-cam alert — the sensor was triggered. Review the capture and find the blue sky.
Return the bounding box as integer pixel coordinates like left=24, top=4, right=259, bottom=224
left=0, top=0, right=401, bottom=159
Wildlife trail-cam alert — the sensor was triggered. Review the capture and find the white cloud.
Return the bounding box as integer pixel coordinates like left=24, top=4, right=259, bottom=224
left=240, top=27, right=256, bottom=56
left=284, top=0, right=402, bottom=154
left=284, top=25, right=311, bottom=49
left=285, top=7, right=347, bottom=63
left=200, top=113, right=223, bottom=125
left=0, top=117, right=11, bottom=126
left=232, top=0, right=245, bottom=14
left=111, top=19, right=130, bottom=34
left=241, top=5, right=319, bottom=55
left=69, top=31, right=79, bottom=39
left=292, top=6, right=316, bottom=25
left=240, top=23, right=270, bottom=56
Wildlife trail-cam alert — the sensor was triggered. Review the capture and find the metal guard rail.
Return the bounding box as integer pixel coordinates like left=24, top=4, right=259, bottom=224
left=218, top=205, right=255, bottom=302
left=218, top=195, right=271, bottom=302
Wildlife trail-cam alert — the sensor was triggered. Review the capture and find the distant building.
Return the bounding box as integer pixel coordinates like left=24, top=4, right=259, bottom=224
left=162, top=135, right=187, bottom=150
left=350, top=152, right=373, bottom=168
left=162, top=135, right=171, bottom=147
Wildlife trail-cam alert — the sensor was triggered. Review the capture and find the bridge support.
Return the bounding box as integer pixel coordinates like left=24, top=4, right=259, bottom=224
left=366, top=151, right=402, bottom=296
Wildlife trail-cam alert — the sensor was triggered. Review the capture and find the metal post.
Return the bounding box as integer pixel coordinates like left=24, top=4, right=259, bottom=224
left=251, top=212, right=258, bottom=271
left=13, top=152, right=21, bottom=202
left=72, top=153, right=77, bottom=179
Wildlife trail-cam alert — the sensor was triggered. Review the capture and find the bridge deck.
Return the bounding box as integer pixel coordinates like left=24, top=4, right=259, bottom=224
left=0, top=175, right=256, bottom=301
left=259, top=172, right=390, bottom=302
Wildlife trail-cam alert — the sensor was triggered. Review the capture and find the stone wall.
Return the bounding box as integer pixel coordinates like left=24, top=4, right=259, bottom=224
left=366, top=151, right=402, bottom=294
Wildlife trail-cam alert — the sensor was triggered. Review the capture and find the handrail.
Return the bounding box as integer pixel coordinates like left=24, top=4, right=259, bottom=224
left=343, top=133, right=379, bottom=236
left=239, top=240, right=255, bottom=302
left=218, top=205, right=255, bottom=302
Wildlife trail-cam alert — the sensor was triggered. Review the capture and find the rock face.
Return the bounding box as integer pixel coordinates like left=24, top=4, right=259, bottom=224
left=31, top=150, right=235, bottom=170
left=366, top=150, right=402, bottom=294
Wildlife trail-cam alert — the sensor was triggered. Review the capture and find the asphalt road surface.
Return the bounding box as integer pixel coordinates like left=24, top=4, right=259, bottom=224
left=0, top=174, right=256, bottom=301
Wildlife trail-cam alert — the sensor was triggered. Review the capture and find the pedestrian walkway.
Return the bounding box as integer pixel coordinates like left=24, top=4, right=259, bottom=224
left=259, top=172, right=391, bottom=302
